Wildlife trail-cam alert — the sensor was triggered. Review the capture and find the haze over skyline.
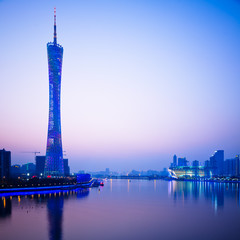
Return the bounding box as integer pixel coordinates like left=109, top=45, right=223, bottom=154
left=1, top=0, right=240, bottom=172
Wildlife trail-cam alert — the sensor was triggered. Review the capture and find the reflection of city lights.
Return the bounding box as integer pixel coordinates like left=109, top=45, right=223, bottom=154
left=168, top=181, right=172, bottom=196
left=3, top=197, right=6, bottom=208
left=214, top=198, right=218, bottom=212
left=110, top=179, right=112, bottom=192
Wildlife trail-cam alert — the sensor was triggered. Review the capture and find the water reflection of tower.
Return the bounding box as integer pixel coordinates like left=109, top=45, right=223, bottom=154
left=0, top=197, right=11, bottom=218
left=47, top=193, right=64, bottom=240
left=47, top=189, right=89, bottom=240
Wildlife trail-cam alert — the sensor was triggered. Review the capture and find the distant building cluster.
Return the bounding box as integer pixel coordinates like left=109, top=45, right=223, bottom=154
left=127, top=169, right=169, bottom=177
left=85, top=168, right=169, bottom=178
left=87, top=168, right=119, bottom=178
left=169, top=150, right=239, bottom=178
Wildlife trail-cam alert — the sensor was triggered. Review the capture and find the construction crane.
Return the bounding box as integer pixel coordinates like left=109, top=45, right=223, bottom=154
left=21, top=151, right=40, bottom=157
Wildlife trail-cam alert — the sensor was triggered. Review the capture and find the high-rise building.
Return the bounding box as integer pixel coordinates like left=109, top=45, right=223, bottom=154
left=178, top=157, right=188, bottom=167
left=192, top=160, right=200, bottom=177
left=0, top=149, right=11, bottom=180
left=44, top=8, right=64, bottom=177
left=224, top=159, right=232, bottom=176
left=224, top=155, right=239, bottom=177
left=204, top=160, right=210, bottom=168
left=36, top=156, right=46, bottom=177
left=204, top=160, right=211, bottom=178
left=192, top=160, right=199, bottom=167
left=63, top=159, right=70, bottom=176
left=173, top=155, right=177, bottom=167
left=11, top=164, right=21, bottom=178
left=234, top=155, right=240, bottom=176
left=210, top=150, right=224, bottom=176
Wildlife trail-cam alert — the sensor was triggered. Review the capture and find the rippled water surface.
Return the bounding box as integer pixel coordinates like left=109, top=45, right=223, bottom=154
left=1, top=179, right=240, bottom=240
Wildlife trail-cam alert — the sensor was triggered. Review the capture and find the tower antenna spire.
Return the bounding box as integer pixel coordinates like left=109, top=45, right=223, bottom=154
left=54, top=7, right=57, bottom=44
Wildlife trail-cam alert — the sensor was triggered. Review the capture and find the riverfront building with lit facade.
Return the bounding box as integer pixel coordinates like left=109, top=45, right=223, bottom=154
left=169, top=150, right=240, bottom=178
left=169, top=165, right=205, bottom=179
left=44, top=9, right=64, bottom=177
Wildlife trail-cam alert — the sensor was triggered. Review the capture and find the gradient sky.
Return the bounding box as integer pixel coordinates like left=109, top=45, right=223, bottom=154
left=1, top=0, right=240, bottom=172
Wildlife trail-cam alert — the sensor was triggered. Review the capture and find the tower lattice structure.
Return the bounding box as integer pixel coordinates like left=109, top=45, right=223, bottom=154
left=44, top=8, right=64, bottom=176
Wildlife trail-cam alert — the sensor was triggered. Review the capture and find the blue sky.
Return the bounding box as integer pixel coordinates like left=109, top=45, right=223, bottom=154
left=0, top=0, right=240, bottom=172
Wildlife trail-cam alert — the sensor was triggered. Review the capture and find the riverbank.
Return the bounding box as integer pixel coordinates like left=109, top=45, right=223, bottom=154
left=0, top=177, right=102, bottom=193
left=107, top=175, right=240, bottom=183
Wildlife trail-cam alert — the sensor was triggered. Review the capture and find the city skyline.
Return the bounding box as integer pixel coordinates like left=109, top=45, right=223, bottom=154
left=1, top=0, right=240, bottom=172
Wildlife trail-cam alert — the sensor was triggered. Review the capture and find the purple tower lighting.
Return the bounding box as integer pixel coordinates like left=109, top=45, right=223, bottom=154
left=44, top=8, right=64, bottom=177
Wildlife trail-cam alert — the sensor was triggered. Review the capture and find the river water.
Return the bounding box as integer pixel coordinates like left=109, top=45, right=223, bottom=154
left=0, top=179, right=240, bottom=240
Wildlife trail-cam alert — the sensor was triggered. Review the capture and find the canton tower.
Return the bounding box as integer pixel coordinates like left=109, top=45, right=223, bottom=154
left=44, top=8, right=64, bottom=176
